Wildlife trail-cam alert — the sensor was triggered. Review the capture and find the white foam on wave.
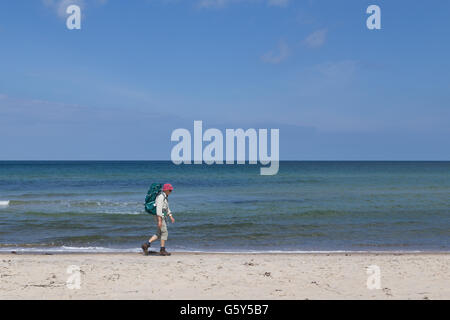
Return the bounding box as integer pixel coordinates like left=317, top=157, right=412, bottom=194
left=0, top=201, right=10, bottom=207
left=0, top=246, right=141, bottom=253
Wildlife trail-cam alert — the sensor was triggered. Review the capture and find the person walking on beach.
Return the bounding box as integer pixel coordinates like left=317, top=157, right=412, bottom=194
left=142, top=184, right=175, bottom=256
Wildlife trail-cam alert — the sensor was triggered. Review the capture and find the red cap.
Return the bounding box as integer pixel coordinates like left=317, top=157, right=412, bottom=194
left=163, top=184, right=174, bottom=191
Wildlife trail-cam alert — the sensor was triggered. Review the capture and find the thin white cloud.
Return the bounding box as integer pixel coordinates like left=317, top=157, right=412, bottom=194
left=267, top=0, right=289, bottom=7
left=316, top=60, right=359, bottom=81
left=261, top=40, right=290, bottom=64
left=42, top=0, right=287, bottom=12
left=42, top=0, right=108, bottom=18
left=42, top=0, right=85, bottom=18
left=197, top=0, right=244, bottom=9
left=303, top=29, right=327, bottom=49
left=197, top=0, right=289, bottom=9
left=198, top=0, right=224, bottom=8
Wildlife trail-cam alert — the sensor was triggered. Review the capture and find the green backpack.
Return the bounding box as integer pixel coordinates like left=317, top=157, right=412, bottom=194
left=144, top=183, right=163, bottom=215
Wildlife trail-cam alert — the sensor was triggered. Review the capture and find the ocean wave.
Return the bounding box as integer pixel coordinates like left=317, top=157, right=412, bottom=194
left=0, top=246, right=140, bottom=253
left=19, top=210, right=146, bottom=217
left=183, top=222, right=257, bottom=231
left=9, top=199, right=141, bottom=208
left=230, top=199, right=304, bottom=205
left=14, top=191, right=138, bottom=198
left=277, top=178, right=324, bottom=184
left=7, top=198, right=146, bottom=215
left=0, top=200, right=10, bottom=207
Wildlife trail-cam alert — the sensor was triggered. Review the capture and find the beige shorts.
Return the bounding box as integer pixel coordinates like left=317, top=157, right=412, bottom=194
left=153, top=216, right=168, bottom=241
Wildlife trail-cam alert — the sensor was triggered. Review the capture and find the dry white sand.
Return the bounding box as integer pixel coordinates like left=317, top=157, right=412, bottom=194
left=1, top=252, right=449, bottom=300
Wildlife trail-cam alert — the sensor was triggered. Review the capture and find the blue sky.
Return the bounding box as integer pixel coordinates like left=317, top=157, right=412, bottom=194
left=0, top=0, right=449, bottom=160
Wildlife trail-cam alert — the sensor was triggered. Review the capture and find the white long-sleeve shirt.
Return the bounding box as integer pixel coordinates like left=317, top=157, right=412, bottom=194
left=155, top=192, right=171, bottom=218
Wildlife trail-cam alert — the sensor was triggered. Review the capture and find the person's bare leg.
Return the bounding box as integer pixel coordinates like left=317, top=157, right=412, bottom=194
left=148, top=235, right=158, bottom=243
left=160, top=239, right=165, bottom=248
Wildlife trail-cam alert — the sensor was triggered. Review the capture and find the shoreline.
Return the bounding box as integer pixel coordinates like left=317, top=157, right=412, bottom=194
left=2, top=249, right=450, bottom=256
left=2, top=251, right=450, bottom=256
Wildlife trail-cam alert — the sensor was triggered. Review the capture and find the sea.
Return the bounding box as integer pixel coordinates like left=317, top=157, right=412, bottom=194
left=0, top=161, right=449, bottom=253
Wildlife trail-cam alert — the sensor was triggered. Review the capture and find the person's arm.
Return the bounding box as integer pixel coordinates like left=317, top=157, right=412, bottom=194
left=167, top=201, right=175, bottom=223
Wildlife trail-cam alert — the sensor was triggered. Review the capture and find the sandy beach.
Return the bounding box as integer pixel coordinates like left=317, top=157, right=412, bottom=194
left=0, top=252, right=449, bottom=300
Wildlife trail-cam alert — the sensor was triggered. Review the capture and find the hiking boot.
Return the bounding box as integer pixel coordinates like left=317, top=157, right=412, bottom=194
left=141, top=243, right=150, bottom=256
left=159, top=248, right=171, bottom=256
